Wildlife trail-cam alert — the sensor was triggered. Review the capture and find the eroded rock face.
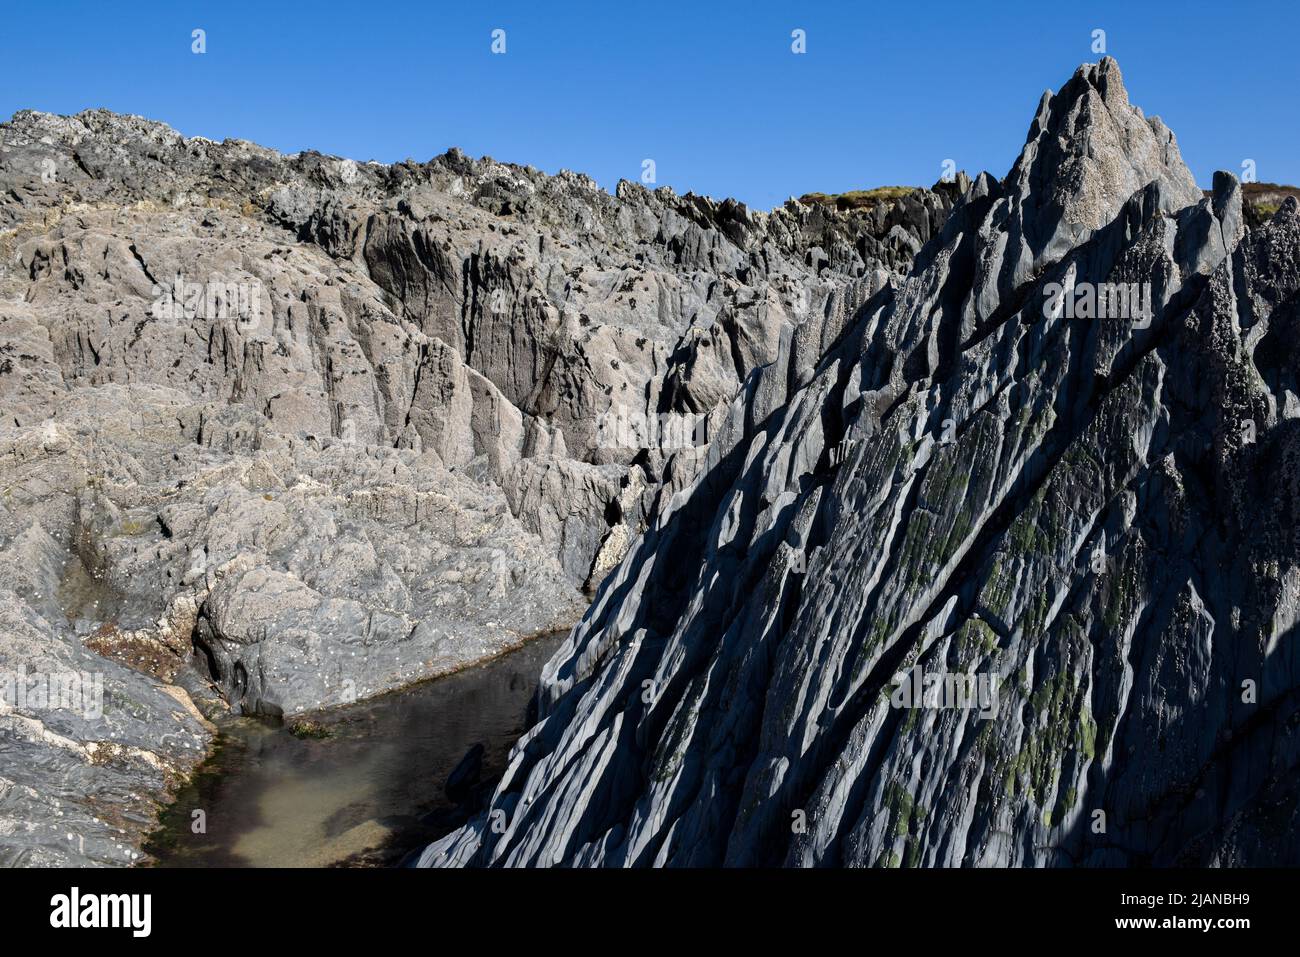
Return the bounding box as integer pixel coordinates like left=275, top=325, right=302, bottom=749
left=0, top=100, right=951, bottom=862
left=0, top=486, right=213, bottom=866
left=421, top=59, right=1300, bottom=868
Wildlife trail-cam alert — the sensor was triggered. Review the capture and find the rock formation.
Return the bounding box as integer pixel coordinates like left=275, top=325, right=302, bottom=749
left=0, top=101, right=951, bottom=863
left=420, top=58, right=1300, bottom=867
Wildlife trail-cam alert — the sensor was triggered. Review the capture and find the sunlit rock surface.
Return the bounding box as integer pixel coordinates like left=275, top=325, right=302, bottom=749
left=421, top=59, right=1300, bottom=868
left=0, top=100, right=951, bottom=863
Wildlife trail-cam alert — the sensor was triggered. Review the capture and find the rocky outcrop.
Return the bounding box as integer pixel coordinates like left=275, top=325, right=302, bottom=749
left=0, top=481, right=213, bottom=866
left=420, top=58, right=1300, bottom=867
left=0, top=100, right=953, bottom=863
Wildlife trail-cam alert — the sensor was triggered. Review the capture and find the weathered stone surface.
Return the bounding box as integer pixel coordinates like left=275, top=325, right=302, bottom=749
left=0, top=97, right=952, bottom=864
left=421, top=59, right=1300, bottom=868
left=0, top=488, right=213, bottom=866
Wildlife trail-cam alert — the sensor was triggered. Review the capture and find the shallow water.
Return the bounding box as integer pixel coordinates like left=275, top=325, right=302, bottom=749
left=144, top=632, right=564, bottom=867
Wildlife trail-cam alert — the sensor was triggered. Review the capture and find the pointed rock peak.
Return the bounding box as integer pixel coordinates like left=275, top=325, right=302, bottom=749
left=1079, top=55, right=1126, bottom=107
left=1001, top=57, right=1203, bottom=273
left=1023, top=57, right=1128, bottom=142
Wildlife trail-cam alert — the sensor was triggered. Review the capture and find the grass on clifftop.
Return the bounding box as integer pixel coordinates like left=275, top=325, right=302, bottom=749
left=1201, top=182, right=1300, bottom=220
left=1243, top=182, right=1300, bottom=219
left=798, top=186, right=917, bottom=211
left=1240, top=181, right=1300, bottom=199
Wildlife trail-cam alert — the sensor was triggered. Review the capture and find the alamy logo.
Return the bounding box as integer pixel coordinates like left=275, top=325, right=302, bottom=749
left=1042, top=280, right=1152, bottom=326
left=49, top=887, right=151, bottom=937
left=0, top=666, right=103, bottom=720
left=151, top=274, right=265, bottom=329
left=595, top=405, right=708, bottom=452
left=890, top=666, right=998, bottom=720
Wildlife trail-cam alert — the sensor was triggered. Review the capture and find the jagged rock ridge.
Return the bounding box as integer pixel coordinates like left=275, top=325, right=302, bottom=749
left=0, top=105, right=953, bottom=863
left=421, top=58, right=1300, bottom=867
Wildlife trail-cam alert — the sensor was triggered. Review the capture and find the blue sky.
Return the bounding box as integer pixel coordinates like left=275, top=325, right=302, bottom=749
left=2, top=0, right=1295, bottom=209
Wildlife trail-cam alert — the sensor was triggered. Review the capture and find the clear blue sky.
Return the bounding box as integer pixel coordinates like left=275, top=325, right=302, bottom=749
left=2, top=0, right=1295, bottom=209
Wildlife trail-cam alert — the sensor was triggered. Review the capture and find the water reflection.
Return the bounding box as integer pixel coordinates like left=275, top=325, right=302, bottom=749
left=145, top=632, right=563, bottom=867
